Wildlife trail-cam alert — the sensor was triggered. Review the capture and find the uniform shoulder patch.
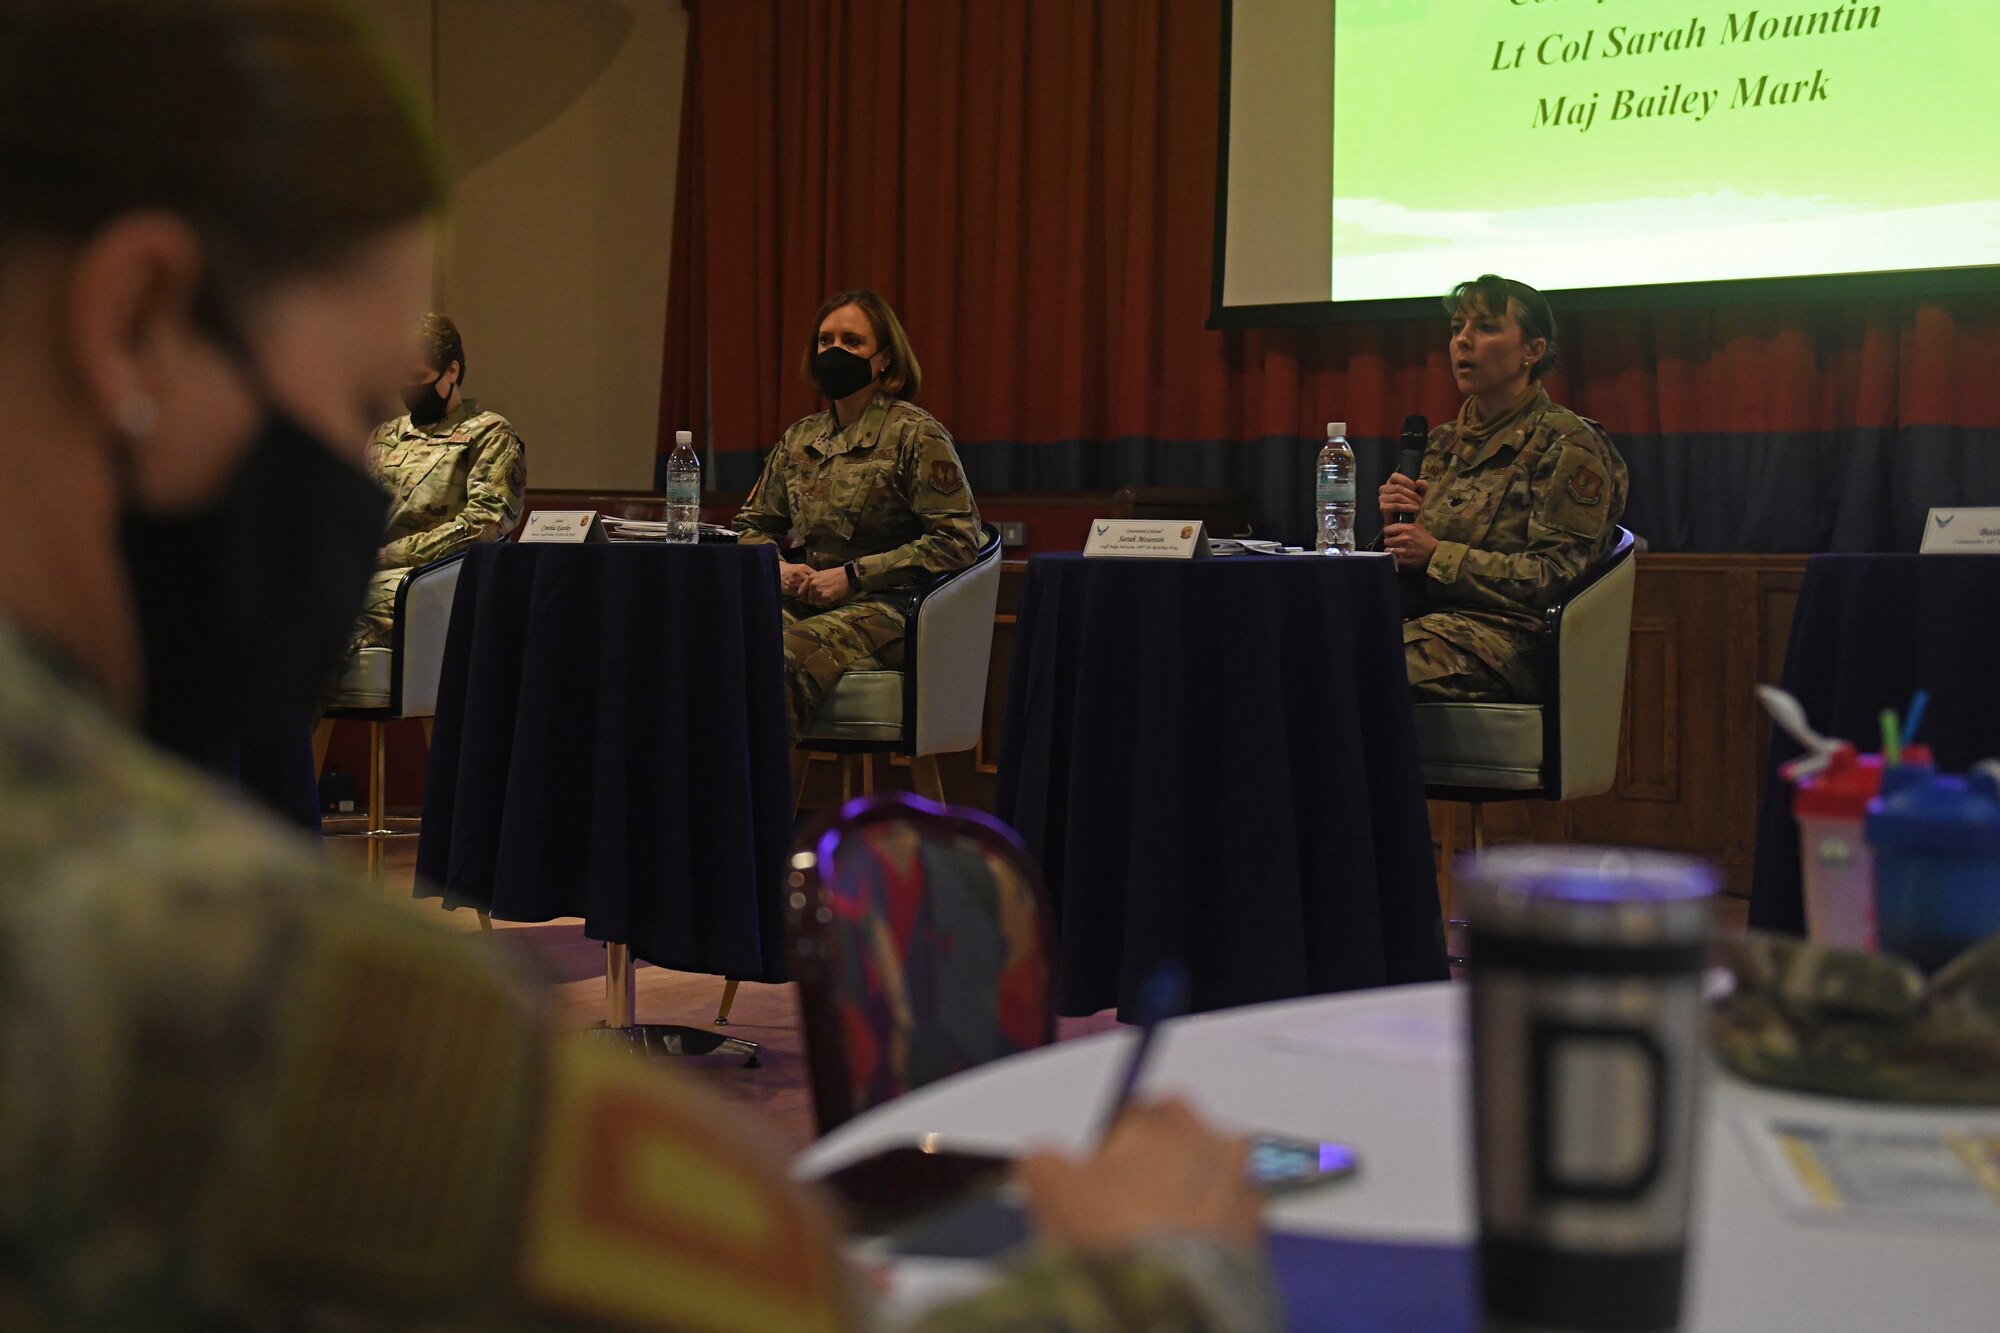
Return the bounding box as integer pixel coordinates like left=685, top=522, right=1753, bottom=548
left=1566, top=465, right=1605, bottom=506
left=1543, top=444, right=1612, bottom=539
left=927, top=459, right=963, bottom=494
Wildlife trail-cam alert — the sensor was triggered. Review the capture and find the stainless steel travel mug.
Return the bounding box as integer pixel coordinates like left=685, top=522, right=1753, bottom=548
left=1464, top=847, right=1715, bottom=1332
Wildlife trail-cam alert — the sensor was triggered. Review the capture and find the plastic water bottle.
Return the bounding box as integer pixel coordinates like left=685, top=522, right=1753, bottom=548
left=1316, top=421, right=1356, bottom=554
left=665, top=429, right=700, bottom=544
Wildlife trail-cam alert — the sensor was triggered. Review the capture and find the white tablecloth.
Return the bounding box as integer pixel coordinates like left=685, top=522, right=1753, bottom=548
left=800, top=982, right=2000, bottom=1331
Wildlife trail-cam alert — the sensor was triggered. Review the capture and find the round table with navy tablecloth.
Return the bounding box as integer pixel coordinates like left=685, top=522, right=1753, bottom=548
left=415, top=542, right=794, bottom=981
left=1751, top=553, right=2000, bottom=935
left=995, top=552, right=1449, bottom=1020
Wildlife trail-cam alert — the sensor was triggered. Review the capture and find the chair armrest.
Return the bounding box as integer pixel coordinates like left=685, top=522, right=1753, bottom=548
left=1538, top=526, right=1637, bottom=798
left=902, top=525, right=1004, bottom=755
left=390, top=551, right=469, bottom=718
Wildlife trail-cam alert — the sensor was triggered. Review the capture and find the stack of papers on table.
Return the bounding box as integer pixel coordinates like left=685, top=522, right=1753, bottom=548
left=600, top=516, right=737, bottom=541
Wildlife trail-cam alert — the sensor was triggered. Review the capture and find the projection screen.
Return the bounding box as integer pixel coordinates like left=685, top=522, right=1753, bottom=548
left=1213, top=0, right=2000, bottom=324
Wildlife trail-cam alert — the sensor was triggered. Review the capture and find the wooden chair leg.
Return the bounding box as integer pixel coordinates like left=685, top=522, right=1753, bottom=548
left=861, top=753, right=876, bottom=796
left=716, top=978, right=740, bottom=1026
left=365, top=721, right=387, bottom=885
left=912, top=753, right=947, bottom=803
left=840, top=754, right=857, bottom=805
left=1471, top=801, right=1487, bottom=855
left=605, top=943, right=635, bottom=1029
left=312, top=719, right=335, bottom=778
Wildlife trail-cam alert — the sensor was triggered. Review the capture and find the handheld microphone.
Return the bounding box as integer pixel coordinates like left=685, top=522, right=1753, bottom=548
left=1394, top=414, right=1428, bottom=525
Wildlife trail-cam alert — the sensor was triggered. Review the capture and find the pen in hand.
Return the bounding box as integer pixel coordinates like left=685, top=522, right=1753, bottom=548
left=1096, top=958, right=1190, bottom=1141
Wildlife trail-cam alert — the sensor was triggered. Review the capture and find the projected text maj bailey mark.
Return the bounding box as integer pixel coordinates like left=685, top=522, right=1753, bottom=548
left=1484, top=1, right=1884, bottom=134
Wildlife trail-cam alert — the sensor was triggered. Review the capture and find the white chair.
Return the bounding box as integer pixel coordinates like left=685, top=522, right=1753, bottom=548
left=1414, top=526, right=1638, bottom=931
left=317, top=552, right=467, bottom=886
left=716, top=523, right=1004, bottom=1025
left=790, top=522, right=1005, bottom=806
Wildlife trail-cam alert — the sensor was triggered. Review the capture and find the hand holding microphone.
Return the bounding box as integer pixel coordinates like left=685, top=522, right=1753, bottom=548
left=1378, top=413, right=1430, bottom=526
left=1381, top=414, right=1436, bottom=572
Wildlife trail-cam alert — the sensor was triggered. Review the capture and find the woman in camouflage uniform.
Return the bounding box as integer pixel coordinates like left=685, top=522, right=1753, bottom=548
left=733, top=290, right=983, bottom=735
left=0, top=5, right=1273, bottom=1327
left=344, top=311, right=526, bottom=662
left=1378, top=275, right=1630, bottom=702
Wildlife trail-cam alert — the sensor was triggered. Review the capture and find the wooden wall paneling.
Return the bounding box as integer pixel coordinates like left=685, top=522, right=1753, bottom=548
left=1616, top=614, right=1681, bottom=803
left=1566, top=564, right=1727, bottom=868
left=1719, top=563, right=1764, bottom=875
left=1751, top=566, right=1807, bottom=835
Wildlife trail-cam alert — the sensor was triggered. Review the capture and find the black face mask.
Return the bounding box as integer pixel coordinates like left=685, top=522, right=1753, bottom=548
left=124, top=412, right=389, bottom=753
left=400, top=371, right=450, bottom=426
left=812, top=346, right=881, bottom=401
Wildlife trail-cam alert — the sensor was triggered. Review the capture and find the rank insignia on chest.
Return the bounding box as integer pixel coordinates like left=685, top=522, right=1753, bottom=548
left=927, top=460, right=962, bottom=494
left=1566, top=466, right=1605, bottom=505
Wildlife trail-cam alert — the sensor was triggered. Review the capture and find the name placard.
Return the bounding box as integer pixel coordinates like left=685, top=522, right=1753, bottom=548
left=1920, top=508, right=2000, bottom=554
left=520, top=510, right=607, bottom=544
left=1082, top=518, right=1211, bottom=560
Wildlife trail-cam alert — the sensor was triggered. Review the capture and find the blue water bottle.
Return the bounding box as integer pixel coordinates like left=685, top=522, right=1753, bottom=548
left=1864, top=762, right=2000, bottom=972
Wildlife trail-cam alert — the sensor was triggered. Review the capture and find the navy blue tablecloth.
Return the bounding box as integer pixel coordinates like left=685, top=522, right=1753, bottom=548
left=415, top=543, right=793, bottom=981
left=996, top=553, right=1448, bottom=1019
left=902, top=1199, right=1475, bottom=1330
left=1751, top=554, right=2000, bottom=933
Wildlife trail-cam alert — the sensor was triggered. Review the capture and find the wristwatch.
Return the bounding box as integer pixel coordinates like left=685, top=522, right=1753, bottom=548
left=843, top=560, right=862, bottom=591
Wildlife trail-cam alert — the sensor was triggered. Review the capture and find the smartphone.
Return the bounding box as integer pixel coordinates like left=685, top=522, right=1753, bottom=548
left=882, top=1133, right=1362, bottom=1260
left=1246, top=1134, right=1360, bottom=1195
left=813, top=1140, right=1013, bottom=1233
left=820, top=1132, right=1356, bottom=1234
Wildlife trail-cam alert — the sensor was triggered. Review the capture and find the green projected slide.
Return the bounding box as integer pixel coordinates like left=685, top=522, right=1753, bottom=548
left=1331, top=1, right=2000, bottom=303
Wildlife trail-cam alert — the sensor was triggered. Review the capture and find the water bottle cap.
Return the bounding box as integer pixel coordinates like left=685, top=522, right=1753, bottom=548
left=675, top=430, right=692, bottom=446
left=1326, top=422, right=1346, bottom=438
left=1865, top=766, right=2000, bottom=854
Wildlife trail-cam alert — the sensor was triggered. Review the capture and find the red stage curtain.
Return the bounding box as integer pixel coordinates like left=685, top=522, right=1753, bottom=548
left=659, top=0, right=2000, bottom=549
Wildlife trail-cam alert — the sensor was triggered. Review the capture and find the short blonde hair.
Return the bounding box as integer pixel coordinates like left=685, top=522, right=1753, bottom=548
left=800, top=288, right=922, bottom=401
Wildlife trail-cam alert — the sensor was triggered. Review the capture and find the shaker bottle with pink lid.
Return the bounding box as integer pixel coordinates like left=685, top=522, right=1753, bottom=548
left=1790, top=743, right=1931, bottom=951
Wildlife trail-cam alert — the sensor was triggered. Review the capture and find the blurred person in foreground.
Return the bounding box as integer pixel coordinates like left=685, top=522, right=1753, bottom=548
left=1377, top=274, right=1629, bottom=701
left=0, top=2, right=1276, bottom=1330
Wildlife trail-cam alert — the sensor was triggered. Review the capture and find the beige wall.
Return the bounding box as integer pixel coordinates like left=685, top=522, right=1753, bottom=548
left=359, top=0, right=686, bottom=491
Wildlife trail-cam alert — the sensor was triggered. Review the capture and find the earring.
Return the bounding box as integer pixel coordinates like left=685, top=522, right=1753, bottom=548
left=116, top=394, right=159, bottom=440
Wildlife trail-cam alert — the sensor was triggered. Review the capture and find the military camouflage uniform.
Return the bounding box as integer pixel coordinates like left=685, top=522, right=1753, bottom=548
left=1401, top=385, right=1628, bottom=701
left=0, top=612, right=1273, bottom=1331
left=347, top=397, right=525, bottom=660
left=733, top=394, right=982, bottom=736
left=1711, top=930, right=2000, bottom=1104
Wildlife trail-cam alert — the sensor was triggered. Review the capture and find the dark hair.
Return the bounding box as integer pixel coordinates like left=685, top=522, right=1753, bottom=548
left=1445, top=275, right=1560, bottom=381
left=0, top=0, right=442, bottom=319
left=800, top=288, right=923, bottom=401
left=418, top=311, right=465, bottom=385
